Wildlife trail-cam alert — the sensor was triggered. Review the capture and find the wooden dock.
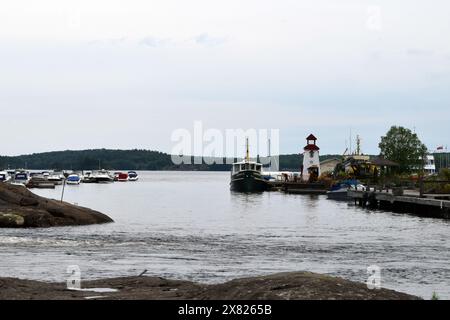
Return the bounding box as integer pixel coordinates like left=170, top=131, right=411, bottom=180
left=348, top=190, right=450, bottom=219
left=267, top=181, right=328, bottom=195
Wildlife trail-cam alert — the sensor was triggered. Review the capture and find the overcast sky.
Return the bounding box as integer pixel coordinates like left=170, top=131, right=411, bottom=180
left=1, top=0, right=449, bottom=156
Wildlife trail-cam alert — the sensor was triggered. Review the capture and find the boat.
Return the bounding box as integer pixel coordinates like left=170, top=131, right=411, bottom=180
left=0, top=171, right=11, bottom=183
left=93, top=169, right=114, bottom=183
left=230, top=139, right=269, bottom=193
left=27, top=177, right=56, bottom=189
left=66, top=174, right=81, bottom=185
left=81, top=171, right=96, bottom=183
left=117, top=172, right=129, bottom=182
left=47, top=173, right=64, bottom=185
left=327, top=180, right=365, bottom=201
left=12, top=170, right=31, bottom=186
left=128, top=171, right=138, bottom=181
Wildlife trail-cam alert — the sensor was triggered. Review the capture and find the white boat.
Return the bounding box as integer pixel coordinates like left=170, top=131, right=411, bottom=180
left=12, top=170, right=31, bottom=186
left=81, top=171, right=95, bottom=183
left=127, top=171, right=139, bottom=181
left=93, top=169, right=114, bottom=183
left=47, top=173, right=64, bottom=185
left=66, top=174, right=81, bottom=185
left=0, top=171, right=11, bottom=183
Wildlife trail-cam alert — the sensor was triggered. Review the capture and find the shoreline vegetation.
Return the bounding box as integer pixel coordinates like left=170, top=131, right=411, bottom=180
left=0, top=149, right=343, bottom=171
left=0, top=272, right=420, bottom=300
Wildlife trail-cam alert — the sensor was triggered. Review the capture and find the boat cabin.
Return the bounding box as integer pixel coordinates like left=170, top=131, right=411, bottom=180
left=232, top=161, right=263, bottom=175
left=0, top=172, right=9, bottom=182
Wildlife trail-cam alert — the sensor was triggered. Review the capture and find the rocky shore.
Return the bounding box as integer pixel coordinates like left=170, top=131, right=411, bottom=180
left=0, top=272, right=420, bottom=300
left=0, top=183, right=113, bottom=228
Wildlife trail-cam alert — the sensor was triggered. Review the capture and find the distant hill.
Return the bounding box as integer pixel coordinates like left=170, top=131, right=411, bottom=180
left=0, top=149, right=342, bottom=171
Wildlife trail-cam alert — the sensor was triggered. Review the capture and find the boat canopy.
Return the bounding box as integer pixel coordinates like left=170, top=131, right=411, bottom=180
left=67, top=175, right=80, bottom=181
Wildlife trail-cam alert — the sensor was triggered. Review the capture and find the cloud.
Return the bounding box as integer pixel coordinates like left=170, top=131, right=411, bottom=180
left=406, top=48, right=435, bottom=57
left=87, top=36, right=127, bottom=46
left=193, top=33, right=227, bottom=47
left=139, top=36, right=170, bottom=47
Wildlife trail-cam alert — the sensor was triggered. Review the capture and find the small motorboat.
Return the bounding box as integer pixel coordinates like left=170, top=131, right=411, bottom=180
left=128, top=171, right=138, bottom=181
left=117, top=172, right=129, bottom=182
left=93, top=169, right=114, bottom=183
left=81, top=171, right=96, bottom=183
left=48, top=173, right=64, bottom=185
left=66, top=174, right=81, bottom=185
left=327, top=180, right=365, bottom=201
left=12, top=170, right=31, bottom=186
left=0, top=171, right=11, bottom=183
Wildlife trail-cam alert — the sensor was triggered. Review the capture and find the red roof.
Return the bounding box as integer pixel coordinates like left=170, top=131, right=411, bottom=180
left=306, top=134, right=317, bottom=140
left=304, top=144, right=320, bottom=151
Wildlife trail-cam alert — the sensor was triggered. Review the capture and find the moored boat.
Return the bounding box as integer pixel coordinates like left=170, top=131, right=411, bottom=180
left=47, top=173, right=64, bottom=185
left=12, top=170, right=31, bottom=186
left=128, top=171, right=138, bottom=181
left=117, top=172, right=129, bottom=182
left=93, top=169, right=114, bottom=183
left=81, top=171, right=96, bottom=183
left=66, top=174, right=81, bottom=185
left=230, top=139, right=269, bottom=193
left=0, top=171, right=11, bottom=183
left=327, top=180, right=364, bottom=201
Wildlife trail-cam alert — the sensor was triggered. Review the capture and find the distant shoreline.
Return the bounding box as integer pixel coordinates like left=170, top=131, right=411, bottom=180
left=0, top=149, right=343, bottom=172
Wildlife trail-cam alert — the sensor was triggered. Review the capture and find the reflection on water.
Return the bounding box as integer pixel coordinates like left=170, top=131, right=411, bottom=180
left=0, top=171, right=449, bottom=299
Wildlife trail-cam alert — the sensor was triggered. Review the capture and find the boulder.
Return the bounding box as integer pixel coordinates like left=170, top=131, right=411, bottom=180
left=0, top=183, right=113, bottom=228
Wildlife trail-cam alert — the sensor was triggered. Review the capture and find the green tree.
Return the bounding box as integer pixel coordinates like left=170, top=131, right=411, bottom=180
left=379, top=126, right=428, bottom=174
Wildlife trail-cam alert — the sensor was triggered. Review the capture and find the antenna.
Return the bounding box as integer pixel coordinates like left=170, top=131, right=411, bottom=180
left=356, top=135, right=361, bottom=155
left=246, top=137, right=250, bottom=162
left=349, top=128, right=353, bottom=155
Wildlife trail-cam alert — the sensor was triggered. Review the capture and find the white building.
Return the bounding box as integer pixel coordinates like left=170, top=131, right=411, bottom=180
left=424, top=154, right=436, bottom=175
left=302, top=134, right=321, bottom=178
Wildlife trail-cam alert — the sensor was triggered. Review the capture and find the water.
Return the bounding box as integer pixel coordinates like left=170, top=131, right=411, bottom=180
left=1, top=171, right=449, bottom=299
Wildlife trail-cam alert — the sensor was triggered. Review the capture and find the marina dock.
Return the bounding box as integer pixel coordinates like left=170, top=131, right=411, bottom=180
left=268, top=181, right=328, bottom=194
left=348, top=189, right=450, bottom=219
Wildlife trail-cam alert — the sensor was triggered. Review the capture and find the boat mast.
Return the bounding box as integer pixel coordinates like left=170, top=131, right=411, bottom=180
left=246, top=137, right=250, bottom=162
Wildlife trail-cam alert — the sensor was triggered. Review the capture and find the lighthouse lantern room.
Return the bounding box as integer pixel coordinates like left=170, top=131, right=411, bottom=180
left=302, top=134, right=321, bottom=180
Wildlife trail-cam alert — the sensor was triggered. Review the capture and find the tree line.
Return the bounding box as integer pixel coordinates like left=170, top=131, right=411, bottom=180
left=0, top=149, right=341, bottom=171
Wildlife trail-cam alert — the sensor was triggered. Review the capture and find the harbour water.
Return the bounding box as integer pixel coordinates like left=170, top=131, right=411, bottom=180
left=0, top=171, right=449, bottom=299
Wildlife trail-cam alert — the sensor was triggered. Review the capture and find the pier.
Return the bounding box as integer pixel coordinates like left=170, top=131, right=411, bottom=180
left=348, top=189, right=450, bottom=219
left=268, top=181, right=328, bottom=194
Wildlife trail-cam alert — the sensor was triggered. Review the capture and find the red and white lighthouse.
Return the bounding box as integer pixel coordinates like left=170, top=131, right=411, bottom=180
left=302, top=134, right=321, bottom=179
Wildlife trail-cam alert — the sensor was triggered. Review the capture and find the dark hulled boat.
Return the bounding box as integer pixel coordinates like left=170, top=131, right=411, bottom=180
left=230, top=139, right=269, bottom=193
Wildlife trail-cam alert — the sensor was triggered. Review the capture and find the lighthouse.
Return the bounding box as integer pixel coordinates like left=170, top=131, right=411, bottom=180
left=302, top=134, right=321, bottom=180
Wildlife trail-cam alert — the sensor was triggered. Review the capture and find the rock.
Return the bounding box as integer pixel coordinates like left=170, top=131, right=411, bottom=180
left=0, top=183, right=113, bottom=228
left=0, top=213, right=25, bottom=227
left=0, top=272, right=421, bottom=300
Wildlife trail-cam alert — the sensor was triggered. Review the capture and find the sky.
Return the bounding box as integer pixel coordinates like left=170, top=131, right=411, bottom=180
left=1, top=0, right=450, bottom=156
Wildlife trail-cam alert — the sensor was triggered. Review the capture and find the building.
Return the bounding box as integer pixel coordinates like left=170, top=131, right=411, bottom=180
left=424, top=154, right=436, bottom=175
left=302, top=134, right=321, bottom=179
left=320, top=158, right=341, bottom=174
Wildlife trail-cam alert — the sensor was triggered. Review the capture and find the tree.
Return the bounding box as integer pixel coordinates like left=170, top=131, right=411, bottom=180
left=379, top=126, right=428, bottom=174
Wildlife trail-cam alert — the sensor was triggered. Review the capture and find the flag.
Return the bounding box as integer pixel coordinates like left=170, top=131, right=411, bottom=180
left=437, top=146, right=444, bottom=151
